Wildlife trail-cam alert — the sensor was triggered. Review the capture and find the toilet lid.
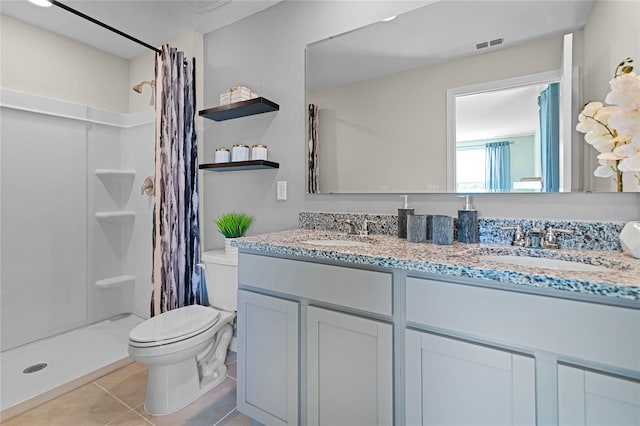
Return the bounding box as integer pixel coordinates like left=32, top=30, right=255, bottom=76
left=129, top=305, right=221, bottom=344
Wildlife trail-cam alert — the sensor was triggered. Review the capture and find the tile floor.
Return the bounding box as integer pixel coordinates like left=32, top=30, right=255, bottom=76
left=1, top=352, right=250, bottom=426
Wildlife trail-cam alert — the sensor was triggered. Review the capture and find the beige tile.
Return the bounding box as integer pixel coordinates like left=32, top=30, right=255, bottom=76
left=106, top=410, right=153, bottom=426
left=95, top=362, right=149, bottom=408
left=2, top=382, right=129, bottom=426
left=225, top=351, right=237, bottom=365
left=215, top=409, right=251, bottom=426
left=136, top=377, right=237, bottom=426
left=226, top=361, right=237, bottom=380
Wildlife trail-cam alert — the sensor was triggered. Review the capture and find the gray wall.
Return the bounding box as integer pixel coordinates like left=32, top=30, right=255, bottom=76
left=201, top=0, right=640, bottom=250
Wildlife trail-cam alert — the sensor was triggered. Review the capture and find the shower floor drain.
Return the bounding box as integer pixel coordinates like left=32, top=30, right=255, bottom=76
left=23, top=363, right=48, bottom=374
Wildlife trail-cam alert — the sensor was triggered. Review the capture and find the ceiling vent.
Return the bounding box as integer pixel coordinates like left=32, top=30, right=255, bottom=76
left=474, top=37, right=505, bottom=51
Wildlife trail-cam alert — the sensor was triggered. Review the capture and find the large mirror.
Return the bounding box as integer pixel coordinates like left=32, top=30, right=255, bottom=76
left=305, top=0, right=638, bottom=193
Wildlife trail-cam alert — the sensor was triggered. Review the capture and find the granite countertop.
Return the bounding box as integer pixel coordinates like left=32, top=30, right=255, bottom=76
left=234, top=229, right=640, bottom=302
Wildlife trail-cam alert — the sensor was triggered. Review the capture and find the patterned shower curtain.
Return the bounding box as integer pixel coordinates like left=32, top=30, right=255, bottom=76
left=151, top=45, right=205, bottom=316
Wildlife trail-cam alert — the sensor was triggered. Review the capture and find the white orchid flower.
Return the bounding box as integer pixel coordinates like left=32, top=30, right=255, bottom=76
left=615, top=138, right=640, bottom=172
left=594, top=164, right=616, bottom=178
left=606, top=72, right=640, bottom=111
left=581, top=101, right=603, bottom=116
left=585, top=131, right=614, bottom=151
left=608, top=108, right=640, bottom=138
left=593, top=106, right=619, bottom=124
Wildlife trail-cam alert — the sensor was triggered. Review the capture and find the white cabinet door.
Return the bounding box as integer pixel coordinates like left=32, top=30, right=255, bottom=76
left=559, top=365, right=640, bottom=425
left=237, top=290, right=299, bottom=426
left=307, top=306, right=393, bottom=426
left=405, top=329, right=536, bottom=426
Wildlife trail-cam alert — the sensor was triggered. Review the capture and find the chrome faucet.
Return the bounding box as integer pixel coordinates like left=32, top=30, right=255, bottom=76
left=344, top=219, right=358, bottom=235
left=541, top=227, right=575, bottom=249
left=344, top=219, right=375, bottom=236
left=360, top=219, right=375, bottom=236
left=500, top=225, right=573, bottom=249
left=499, top=225, right=526, bottom=247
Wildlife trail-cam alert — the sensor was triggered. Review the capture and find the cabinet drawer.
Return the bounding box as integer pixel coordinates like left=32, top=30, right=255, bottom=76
left=239, top=253, right=392, bottom=315
left=406, top=277, right=640, bottom=371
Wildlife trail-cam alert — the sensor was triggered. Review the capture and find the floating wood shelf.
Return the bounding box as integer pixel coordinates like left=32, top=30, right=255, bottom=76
left=199, top=97, right=279, bottom=121
left=200, top=160, right=279, bottom=172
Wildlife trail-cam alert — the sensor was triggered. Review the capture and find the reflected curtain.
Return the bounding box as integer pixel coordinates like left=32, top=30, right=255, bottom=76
left=538, top=82, right=560, bottom=192
left=485, top=141, right=511, bottom=192
left=307, top=103, right=319, bottom=193
left=151, top=45, right=205, bottom=316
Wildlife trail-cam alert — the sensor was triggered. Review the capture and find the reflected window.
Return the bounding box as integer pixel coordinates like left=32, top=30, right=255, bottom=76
left=456, top=146, right=486, bottom=192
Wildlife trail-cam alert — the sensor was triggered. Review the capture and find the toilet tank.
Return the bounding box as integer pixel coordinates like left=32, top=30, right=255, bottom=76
left=201, top=250, right=238, bottom=312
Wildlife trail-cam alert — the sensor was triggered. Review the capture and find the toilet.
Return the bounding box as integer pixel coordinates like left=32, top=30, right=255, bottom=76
left=128, top=250, right=238, bottom=415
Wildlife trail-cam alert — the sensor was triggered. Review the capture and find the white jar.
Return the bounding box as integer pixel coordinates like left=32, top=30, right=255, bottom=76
left=214, top=148, right=230, bottom=163
left=231, top=144, right=250, bottom=162
left=251, top=144, right=268, bottom=161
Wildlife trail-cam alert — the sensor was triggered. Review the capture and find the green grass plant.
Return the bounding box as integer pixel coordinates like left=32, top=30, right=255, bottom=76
left=215, top=212, right=253, bottom=238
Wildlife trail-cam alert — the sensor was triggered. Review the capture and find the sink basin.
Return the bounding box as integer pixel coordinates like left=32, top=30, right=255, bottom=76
left=302, top=239, right=372, bottom=248
left=479, top=255, right=610, bottom=272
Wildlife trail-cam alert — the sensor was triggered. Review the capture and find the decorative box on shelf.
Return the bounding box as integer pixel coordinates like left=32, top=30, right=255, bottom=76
left=220, top=86, right=257, bottom=106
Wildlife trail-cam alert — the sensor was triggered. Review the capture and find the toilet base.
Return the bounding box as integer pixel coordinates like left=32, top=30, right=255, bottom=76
left=139, top=321, right=235, bottom=415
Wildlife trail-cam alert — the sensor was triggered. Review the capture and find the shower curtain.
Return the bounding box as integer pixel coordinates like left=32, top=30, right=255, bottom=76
left=151, top=45, right=205, bottom=316
left=485, top=141, right=511, bottom=192
left=538, top=83, right=560, bottom=192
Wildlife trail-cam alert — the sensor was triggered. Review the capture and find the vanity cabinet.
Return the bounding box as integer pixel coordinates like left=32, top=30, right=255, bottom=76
left=405, top=275, right=640, bottom=426
left=237, top=290, right=299, bottom=426
left=307, top=306, right=393, bottom=426
left=405, top=330, right=536, bottom=425
left=237, top=253, right=393, bottom=426
left=237, top=251, right=639, bottom=426
left=558, top=365, right=640, bottom=425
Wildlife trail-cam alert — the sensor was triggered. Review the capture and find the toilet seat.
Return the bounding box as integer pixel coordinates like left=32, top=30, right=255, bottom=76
left=129, top=305, right=221, bottom=348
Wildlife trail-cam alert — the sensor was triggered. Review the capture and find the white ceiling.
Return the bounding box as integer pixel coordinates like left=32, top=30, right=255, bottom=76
left=456, top=84, right=550, bottom=142
left=0, top=0, right=281, bottom=59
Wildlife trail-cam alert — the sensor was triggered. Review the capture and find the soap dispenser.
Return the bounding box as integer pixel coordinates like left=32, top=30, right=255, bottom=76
left=398, top=195, right=415, bottom=239
left=457, top=195, right=478, bottom=243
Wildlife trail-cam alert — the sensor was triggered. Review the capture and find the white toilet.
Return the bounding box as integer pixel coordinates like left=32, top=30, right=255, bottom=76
left=128, top=250, right=238, bottom=415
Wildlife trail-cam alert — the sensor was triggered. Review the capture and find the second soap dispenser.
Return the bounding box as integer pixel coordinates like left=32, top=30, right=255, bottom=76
left=457, top=195, right=478, bottom=243
left=398, top=195, right=415, bottom=239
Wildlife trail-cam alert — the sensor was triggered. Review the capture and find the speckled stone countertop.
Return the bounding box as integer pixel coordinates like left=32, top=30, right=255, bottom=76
left=234, top=229, right=640, bottom=302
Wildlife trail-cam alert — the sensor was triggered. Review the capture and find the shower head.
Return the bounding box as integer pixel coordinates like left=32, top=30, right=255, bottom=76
left=133, top=80, right=155, bottom=93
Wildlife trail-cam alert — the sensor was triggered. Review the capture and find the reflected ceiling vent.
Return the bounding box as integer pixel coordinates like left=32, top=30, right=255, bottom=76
left=178, top=0, right=231, bottom=14
left=474, top=37, right=504, bottom=51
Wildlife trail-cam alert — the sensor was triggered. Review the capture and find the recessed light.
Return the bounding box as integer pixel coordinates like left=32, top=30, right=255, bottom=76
left=382, top=15, right=397, bottom=22
left=28, top=0, right=52, bottom=7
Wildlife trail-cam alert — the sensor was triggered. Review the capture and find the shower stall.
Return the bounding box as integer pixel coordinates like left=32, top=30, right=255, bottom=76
left=0, top=89, right=153, bottom=414
left=0, top=0, right=169, bottom=415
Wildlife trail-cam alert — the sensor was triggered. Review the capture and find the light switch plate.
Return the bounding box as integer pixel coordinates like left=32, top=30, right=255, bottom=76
left=277, top=181, right=287, bottom=200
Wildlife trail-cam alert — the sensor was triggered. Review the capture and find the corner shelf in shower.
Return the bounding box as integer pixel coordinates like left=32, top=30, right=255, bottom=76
left=199, top=160, right=279, bottom=172
left=199, top=97, right=279, bottom=121
left=95, top=211, right=136, bottom=222
left=95, top=169, right=136, bottom=179
left=95, top=275, right=135, bottom=289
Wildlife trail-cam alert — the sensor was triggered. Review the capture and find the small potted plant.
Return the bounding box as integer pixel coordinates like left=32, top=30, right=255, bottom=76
left=215, top=212, right=253, bottom=254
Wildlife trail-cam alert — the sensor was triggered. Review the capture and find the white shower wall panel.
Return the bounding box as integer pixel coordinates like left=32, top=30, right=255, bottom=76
left=88, top=123, right=134, bottom=322
left=1, top=108, right=88, bottom=351
left=121, top=119, right=154, bottom=320
left=1, top=90, right=154, bottom=352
